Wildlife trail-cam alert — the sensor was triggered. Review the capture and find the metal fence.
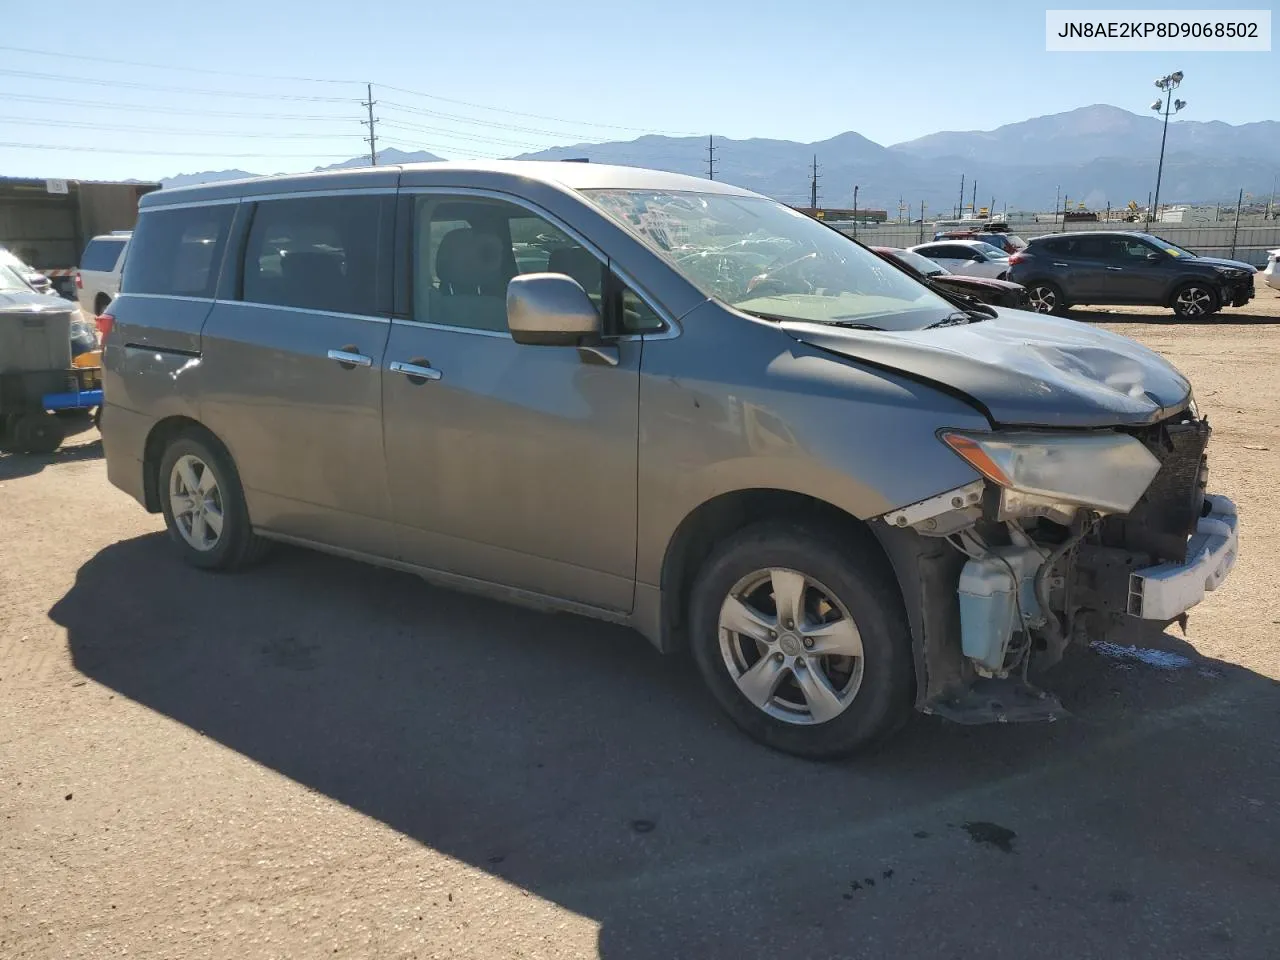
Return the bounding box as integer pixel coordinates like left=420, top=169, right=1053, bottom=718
left=839, top=222, right=1280, bottom=267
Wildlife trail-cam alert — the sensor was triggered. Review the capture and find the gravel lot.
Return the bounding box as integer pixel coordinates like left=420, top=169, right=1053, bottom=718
left=3, top=279, right=1279, bottom=959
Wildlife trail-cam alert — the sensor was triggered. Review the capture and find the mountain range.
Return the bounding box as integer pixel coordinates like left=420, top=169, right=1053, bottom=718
left=161, top=105, right=1279, bottom=213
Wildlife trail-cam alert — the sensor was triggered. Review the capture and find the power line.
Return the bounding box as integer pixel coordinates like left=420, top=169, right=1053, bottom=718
left=0, top=141, right=356, bottom=159
left=0, top=45, right=693, bottom=136
left=379, top=100, right=632, bottom=142
left=376, top=136, right=508, bottom=160
left=0, top=67, right=358, bottom=102
left=379, top=119, right=560, bottom=151
left=0, top=115, right=351, bottom=139
left=0, top=44, right=358, bottom=84
left=1, top=92, right=354, bottom=121
left=377, top=82, right=699, bottom=136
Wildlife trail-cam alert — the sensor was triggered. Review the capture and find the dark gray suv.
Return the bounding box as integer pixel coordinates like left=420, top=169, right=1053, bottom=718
left=99, top=162, right=1238, bottom=759
left=1008, top=231, right=1255, bottom=319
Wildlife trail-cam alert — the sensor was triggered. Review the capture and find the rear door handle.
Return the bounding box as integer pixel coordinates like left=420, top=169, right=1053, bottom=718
left=328, top=348, right=372, bottom=369
left=390, top=360, right=442, bottom=383
left=1052, top=262, right=1070, bottom=268
left=1106, top=266, right=1124, bottom=272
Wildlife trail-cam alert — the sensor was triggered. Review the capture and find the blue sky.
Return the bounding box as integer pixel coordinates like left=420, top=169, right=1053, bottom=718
left=1, top=0, right=1273, bottom=181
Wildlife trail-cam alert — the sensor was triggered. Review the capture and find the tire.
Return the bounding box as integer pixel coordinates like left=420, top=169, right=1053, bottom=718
left=1026, top=281, right=1067, bottom=315
left=157, top=432, right=269, bottom=571
left=94, top=293, right=112, bottom=316
left=1171, top=283, right=1219, bottom=320
left=91, top=406, right=102, bottom=430
left=12, top=411, right=66, bottom=454
left=688, top=522, right=914, bottom=759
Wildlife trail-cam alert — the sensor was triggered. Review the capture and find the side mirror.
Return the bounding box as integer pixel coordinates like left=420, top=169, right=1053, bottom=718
left=506, top=273, right=601, bottom=346
left=1146, top=252, right=1164, bottom=262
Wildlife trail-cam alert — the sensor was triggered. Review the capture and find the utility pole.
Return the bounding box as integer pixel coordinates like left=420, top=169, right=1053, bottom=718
left=919, top=200, right=925, bottom=243
left=852, top=184, right=860, bottom=239
left=1054, top=185, right=1061, bottom=227
left=957, top=174, right=964, bottom=219
left=1149, top=71, right=1186, bottom=223
left=706, top=135, right=717, bottom=180
left=362, top=82, right=378, bottom=166
left=1269, top=174, right=1276, bottom=220
left=810, top=155, right=820, bottom=210
left=1230, top=187, right=1243, bottom=259
left=971, top=179, right=977, bottom=217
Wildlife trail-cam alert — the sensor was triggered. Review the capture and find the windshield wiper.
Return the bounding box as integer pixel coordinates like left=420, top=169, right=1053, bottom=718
left=828, top=320, right=884, bottom=330
left=923, top=312, right=982, bottom=330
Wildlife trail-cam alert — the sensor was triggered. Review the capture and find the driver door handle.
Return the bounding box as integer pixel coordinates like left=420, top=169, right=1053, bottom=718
left=1106, top=266, right=1124, bottom=272
left=1052, top=261, right=1070, bottom=268
left=390, top=360, right=442, bottom=382
left=327, top=348, right=372, bottom=369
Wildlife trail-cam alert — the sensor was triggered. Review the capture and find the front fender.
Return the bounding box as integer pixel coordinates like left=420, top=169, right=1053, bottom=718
left=635, top=302, right=988, bottom=586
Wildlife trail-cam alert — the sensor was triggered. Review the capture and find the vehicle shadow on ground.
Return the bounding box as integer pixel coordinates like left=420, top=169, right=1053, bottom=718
left=51, top=535, right=1280, bottom=958
left=0, top=434, right=103, bottom=480
left=1066, top=307, right=1280, bottom=326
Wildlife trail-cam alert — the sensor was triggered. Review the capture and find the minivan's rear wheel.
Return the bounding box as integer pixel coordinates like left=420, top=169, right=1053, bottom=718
left=689, top=523, right=914, bottom=759
left=158, top=433, right=267, bottom=570
left=1027, top=281, right=1066, bottom=315
left=1172, top=283, right=1219, bottom=320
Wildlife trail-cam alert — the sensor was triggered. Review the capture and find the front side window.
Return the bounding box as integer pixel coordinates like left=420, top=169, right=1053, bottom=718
left=584, top=190, right=954, bottom=330
left=241, top=195, right=384, bottom=315
left=412, top=196, right=662, bottom=335
left=414, top=196, right=603, bottom=333
left=81, top=239, right=127, bottom=273
left=122, top=205, right=234, bottom=298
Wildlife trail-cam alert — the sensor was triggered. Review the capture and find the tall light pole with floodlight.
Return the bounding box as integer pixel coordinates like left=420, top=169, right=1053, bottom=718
left=1149, top=70, right=1186, bottom=223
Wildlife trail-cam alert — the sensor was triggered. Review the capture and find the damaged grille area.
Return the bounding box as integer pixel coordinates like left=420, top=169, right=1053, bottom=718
left=1101, top=412, right=1210, bottom=563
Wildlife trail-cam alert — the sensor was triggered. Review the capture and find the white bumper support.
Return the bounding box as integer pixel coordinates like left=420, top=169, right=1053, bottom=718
left=1128, top=494, right=1239, bottom=621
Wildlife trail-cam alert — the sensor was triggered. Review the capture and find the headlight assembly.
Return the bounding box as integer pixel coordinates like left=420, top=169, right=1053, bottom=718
left=941, top=430, right=1162, bottom=515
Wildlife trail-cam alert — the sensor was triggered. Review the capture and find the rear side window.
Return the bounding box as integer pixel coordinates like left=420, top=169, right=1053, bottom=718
left=241, top=195, right=384, bottom=315
left=1035, top=237, right=1073, bottom=256
left=123, top=205, right=234, bottom=297
left=81, top=238, right=127, bottom=273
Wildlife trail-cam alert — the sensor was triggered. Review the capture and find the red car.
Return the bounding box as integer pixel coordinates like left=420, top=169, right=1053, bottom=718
left=871, top=246, right=1031, bottom=309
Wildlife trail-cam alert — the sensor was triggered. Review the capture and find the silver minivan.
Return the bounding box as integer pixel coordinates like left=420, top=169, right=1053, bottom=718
left=100, top=162, right=1238, bottom=758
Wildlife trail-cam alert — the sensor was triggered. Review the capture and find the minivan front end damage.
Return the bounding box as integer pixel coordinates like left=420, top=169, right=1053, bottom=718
left=872, top=406, right=1238, bottom=723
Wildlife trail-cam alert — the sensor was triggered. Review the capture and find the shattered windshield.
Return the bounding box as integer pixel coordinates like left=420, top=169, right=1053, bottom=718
left=583, top=189, right=959, bottom=330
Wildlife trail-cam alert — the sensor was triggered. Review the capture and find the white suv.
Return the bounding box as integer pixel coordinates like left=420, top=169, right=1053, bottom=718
left=1265, top=248, right=1279, bottom=291
left=77, top=232, right=131, bottom=316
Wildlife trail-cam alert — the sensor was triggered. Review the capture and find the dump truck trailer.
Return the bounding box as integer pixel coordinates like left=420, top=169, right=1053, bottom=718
left=0, top=177, right=160, bottom=298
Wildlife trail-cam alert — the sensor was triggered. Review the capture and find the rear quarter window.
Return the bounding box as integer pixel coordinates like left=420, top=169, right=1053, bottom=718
left=81, top=239, right=127, bottom=273
left=122, top=205, right=235, bottom=298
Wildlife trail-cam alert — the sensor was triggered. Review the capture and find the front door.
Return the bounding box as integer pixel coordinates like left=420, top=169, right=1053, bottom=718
left=381, top=193, right=642, bottom=612
left=198, top=192, right=397, bottom=556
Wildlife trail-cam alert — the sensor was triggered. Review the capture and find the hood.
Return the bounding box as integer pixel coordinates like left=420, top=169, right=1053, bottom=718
left=782, top=308, right=1191, bottom=428
left=1187, top=255, right=1256, bottom=273
left=0, top=289, right=71, bottom=312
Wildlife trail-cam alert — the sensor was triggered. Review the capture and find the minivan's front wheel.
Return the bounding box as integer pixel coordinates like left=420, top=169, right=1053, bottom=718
left=158, top=433, right=267, bottom=570
left=1172, top=283, right=1219, bottom=320
left=1027, top=281, right=1066, bottom=315
left=689, top=524, right=914, bottom=759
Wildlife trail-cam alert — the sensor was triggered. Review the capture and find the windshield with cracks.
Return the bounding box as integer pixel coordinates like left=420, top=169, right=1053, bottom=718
left=583, top=189, right=961, bottom=331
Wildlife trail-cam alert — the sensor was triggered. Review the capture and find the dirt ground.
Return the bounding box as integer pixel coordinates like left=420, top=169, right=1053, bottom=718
left=2, top=278, right=1278, bottom=959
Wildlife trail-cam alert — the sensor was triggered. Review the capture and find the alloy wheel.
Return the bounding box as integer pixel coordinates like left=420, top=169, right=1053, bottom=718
left=718, top=568, right=865, bottom=725
left=1175, top=286, right=1213, bottom=317
left=1028, top=285, right=1057, bottom=313
left=169, top=454, right=224, bottom=551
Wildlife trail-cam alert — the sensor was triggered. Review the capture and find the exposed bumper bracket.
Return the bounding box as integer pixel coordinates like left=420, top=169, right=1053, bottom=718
left=1128, top=494, right=1238, bottom=621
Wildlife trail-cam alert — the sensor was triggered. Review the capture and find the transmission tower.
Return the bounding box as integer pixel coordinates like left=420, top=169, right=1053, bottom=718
left=706, top=135, right=717, bottom=180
